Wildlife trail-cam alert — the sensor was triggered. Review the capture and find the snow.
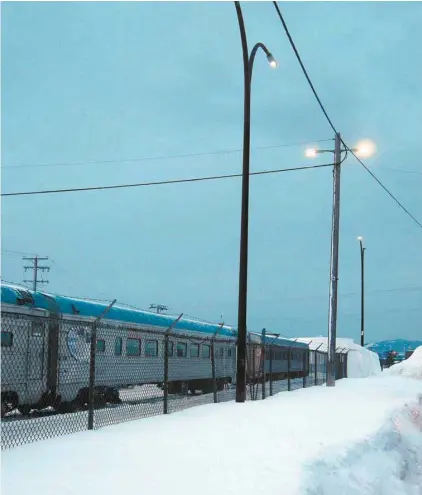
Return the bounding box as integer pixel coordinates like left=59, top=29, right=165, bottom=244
left=386, top=346, right=422, bottom=380
left=295, top=337, right=382, bottom=378
left=2, top=359, right=422, bottom=495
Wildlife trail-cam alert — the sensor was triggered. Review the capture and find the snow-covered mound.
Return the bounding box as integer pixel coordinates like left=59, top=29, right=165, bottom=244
left=3, top=375, right=422, bottom=495
left=294, top=337, right=381, bottom=378
left=387, top=346, right=422, bottom=380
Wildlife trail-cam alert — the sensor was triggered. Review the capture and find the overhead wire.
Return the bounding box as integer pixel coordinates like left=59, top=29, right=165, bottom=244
left=272, top=1, right=422, bottom=230
left=1, top=162, right=333, bottom=197
left=2, top=138, right=332, bottom=170
left=380, top=167, right=422, bottom=175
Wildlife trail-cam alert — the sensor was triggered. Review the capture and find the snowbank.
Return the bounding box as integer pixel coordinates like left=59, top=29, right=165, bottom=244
left=294, top=337, right=381, bottom=378
left=2, top=375, right=421, bottom=495
left=386, top=346, right=422, bottom=380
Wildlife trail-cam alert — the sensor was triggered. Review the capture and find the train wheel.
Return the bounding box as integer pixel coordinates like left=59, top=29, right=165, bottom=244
left=1, top=393, right=18, bottom=418
left=216, top=380, right=225, bottom=392
left=57, top=401, right=79, bottom=414
left=18, top=405, right=31, bottom=416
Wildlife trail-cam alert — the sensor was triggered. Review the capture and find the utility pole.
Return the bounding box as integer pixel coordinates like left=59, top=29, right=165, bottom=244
left=23, top=256, right=50, bottom=292
left=149, top=304, right=168, bottom=314
left=358, top=236, right=365, bottom=347
left=327, top=133, right=342, bottom=387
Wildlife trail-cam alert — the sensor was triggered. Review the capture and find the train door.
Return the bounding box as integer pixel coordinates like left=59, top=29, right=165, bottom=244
left=28, top=321, right=45, bottom=382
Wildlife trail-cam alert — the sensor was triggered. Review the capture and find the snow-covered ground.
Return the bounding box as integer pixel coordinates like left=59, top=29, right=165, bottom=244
left=295, top=337, right=381, bottom=378
left=2, top=348, right=421, bottom=495
left=1, top=378, right=312, bottom=449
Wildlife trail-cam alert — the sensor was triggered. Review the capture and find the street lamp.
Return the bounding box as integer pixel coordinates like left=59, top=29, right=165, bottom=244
left=305, top=139, right=376, bottom=160
left=305, top=135, right=375, bottom=387
left=234, top=1, right=277, bottom=403
left=357, top=236, right=365, bottom=347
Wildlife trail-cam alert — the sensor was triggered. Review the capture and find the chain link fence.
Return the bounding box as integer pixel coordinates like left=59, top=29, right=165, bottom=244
left=1, top=310, right=347, bottom=450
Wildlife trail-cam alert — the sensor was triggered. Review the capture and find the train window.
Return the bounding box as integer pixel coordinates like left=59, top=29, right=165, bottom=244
left=96, top=339, right=105, bottom=353
left=219, top=348, right=224, bottom=357
left=201, top=344, right=211, bottom=359
left=227, top=349, right=232, bottom=357
left=190, top=344, right=199, bottom=358
left=166, top=341, right=174, bottom=357
left=126, top=338, right=141, bottom=357
left=176, top=342, right=187, bottom=358
left=115, top=337, right=123, bottom=356
left=145, top=340, right=158, bottom=357
left=1, top=331, right=13, bottom=347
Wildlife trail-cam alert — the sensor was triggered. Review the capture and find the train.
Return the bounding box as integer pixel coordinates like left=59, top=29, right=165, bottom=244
left=1, top=282, right=310, bottom=417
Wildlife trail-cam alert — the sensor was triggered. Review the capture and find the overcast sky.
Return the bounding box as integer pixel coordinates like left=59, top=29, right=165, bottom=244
left=2, top=2, right=421, bottom=343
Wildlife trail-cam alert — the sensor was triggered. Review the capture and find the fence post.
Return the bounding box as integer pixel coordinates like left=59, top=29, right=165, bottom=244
left=163, top=334, right=169, bottom=414
left=88, top=299, right=117, bottom=431
left=211, top=322, right=224, bottom=404
left=88, top=323, right=97, bottom=431
left=211, top=341, right=217, bottom=403
left=344, top=349, right=349, bottom=378
left=314, top=343, right=323, bottom=386
left=325, top=353, right=329, bottom=384
left=302, top=349, right=307, bottom=389
left=269, top=344, right=273, bottom=396
left=288, top=347, right=291, bottom=392
left=261, top=328, right=266, bottom=400
left=163, top=313, right=183, bottom=414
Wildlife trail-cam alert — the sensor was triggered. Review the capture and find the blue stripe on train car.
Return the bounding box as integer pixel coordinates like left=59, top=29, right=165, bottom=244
left=1, top=283, right=236, bottom=338
left=53, top=294, right=236, bottom=337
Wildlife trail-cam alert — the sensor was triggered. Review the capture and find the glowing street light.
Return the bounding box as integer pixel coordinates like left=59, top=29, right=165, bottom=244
left=305, top=139, right=376, bottom=159
left=354, top=139, right=376, bottom=158
left=267, top=54, right=278, bottom=68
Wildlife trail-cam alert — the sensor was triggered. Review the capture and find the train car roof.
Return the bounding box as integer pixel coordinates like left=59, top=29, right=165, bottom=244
left=1, top=282, right=309, bottom=348
left=1, top=282, right=236, bottom=338
left=265, top=335, right=309, bottom=349
left=248, top=332, right=309, bottom=349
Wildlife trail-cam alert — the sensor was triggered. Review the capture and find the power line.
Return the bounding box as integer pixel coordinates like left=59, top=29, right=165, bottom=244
left=380, top=167, right=422, bottom=175
left=272, top=1, right=422, bottom=230
left=1, top=162, right=332, bottom=197
left=254, top=285, right=422, bottom=304
left=2, top=138, right=332, bottom=170
left=347, top=150, right=422, bottom=228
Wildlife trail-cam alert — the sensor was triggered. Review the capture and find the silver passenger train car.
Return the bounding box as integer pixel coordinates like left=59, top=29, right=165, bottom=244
left=1, top=283, right=309, bottom=416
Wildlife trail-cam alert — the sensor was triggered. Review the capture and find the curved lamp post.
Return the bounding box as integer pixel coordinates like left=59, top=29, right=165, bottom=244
left=234, top=1, right=277, bottom=403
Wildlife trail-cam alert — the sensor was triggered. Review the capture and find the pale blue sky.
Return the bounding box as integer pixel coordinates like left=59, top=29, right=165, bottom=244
left=2, top=2, right=421, bottom=342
